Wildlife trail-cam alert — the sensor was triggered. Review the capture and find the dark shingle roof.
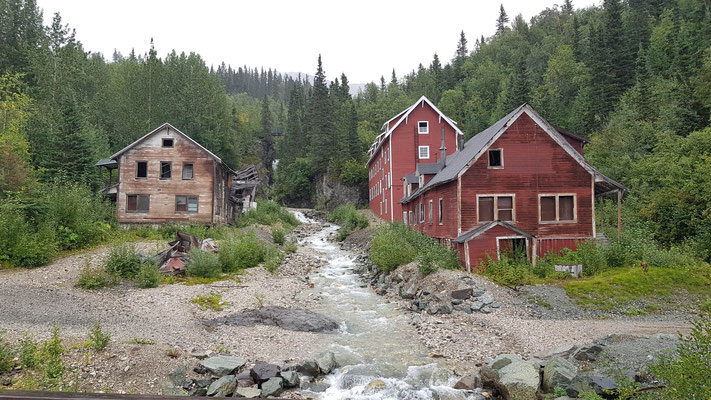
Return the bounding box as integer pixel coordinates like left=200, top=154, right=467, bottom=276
left=404, top=174, right=419, bottom=184
left=453, top=221, right=535, bottom=243
left=416, top=163, right=444, bottom=175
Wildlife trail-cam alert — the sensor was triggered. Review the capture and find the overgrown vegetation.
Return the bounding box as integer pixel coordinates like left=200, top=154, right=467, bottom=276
left=237, top=201, right=300, bottom=229
left=185, top=248, right=222, bottom=279
left=137, top=260, right=160, bottom=289
left=103, top=244, right=141, bottom=278
left=87, top=322, right=111, bottom=351
left=77, top=261, right=115, bottom=290
left=0, top=331, right=13, bottom=373
left=370, top=223, right=459, bottom=275
left=328, top=204, right=369, bottom=241
left=191, top=292, right=228, bottom=311
left=271, top=228, right=285, bottom=245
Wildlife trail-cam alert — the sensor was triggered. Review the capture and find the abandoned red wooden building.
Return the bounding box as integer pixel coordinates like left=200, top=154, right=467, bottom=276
left=399, top=104, right=627, bottom=269
left=367, top=96, right=464, bottom=222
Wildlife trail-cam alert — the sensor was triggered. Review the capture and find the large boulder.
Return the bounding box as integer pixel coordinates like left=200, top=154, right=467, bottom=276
left=451, top=288, right=473, bottom=300
left=565, top=375, right=616, bottom=398
left=573, top=344, right=604, bottom=362
left=280, top=370, right=299, bottom=388
left=260, top=377, right=284, bottom=398
left=206, top=375, right=237, bottom=397
left=542, top=357, right=577, bottom=392
left=480, top=365, right=499, bottom=388
left=295, top=360, right=319, bottom=377
left=316, top=351, right=339, bottom=374
left=496, top=361, right=540, bottom=400
left=491, top=354, right=523, bottom=370
left=454, top=373, right=481, bottom=390
left=250, top=362, right=280, bottom=384
left=235, top=386, right=262, bottom=398
left=235, top=371, right=255, bottom=387
left=200, top=356, right=247, bottom=377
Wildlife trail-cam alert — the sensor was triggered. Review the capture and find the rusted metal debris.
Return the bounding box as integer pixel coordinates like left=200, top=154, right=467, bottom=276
left=155, top=232, right=218, bottom=274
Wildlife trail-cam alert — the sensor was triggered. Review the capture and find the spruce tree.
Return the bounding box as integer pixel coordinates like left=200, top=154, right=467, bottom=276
left=307, top=55, right=333, bottom=173
left=603, top=0, right=634, bottom=103
left=260, top=95, right=274, bottom=184
left=496, top=4, right=509, bottom=35
left=456, top=30, right=468, bottom=59
left=562, top=0, right=574, bottom=15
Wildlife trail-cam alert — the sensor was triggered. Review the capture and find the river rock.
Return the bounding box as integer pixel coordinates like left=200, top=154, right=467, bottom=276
left=471, top=301, right=484, bottom=311
left=491, top=354, right=522, bottom=370
left=168, top=365, right=187, bottom=386
left=250, top=362, right=280, bottom=384
left=316, top=351, right=339, bottom=374
left=543, top=357, right=577, bottom=392
left=295, top=360, right=319, bottom=377
left=588, top=376, right=617, bottom=396
left=495, top=361, right=540, bottom=400
left=439, top=303, right=454, bottom=314
left=451, top=288, right=473, bottom=300
left=260, top=377, right=284, bottom=397
left=206, top=375, right=237, bottom=397
left=454, top=373, right=481, bottom=390
left=427, top=302, right=439, bottom=314
left=573, top=344, right=604, bottom=361
left=366, top=379, right=387, bottom=391
left=472, top=290, right=485, bottom=297
left=200, top=356, right=247, bottom=377
left=480, top=365, right=499, bottom=387
left=479, top=292, right=495, bottom=305
left=235, top=386, right=262, bottom=398
left=209, top=306, right=339, bottom=333
left=280, top=370, right=299, bottom=387
left=235, top=371, right=255, bottom=387
left=400, top=283, right=416, bottom=299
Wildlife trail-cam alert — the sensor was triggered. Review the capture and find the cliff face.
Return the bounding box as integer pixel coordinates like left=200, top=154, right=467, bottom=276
left=315, top=174, right=364, bottom=211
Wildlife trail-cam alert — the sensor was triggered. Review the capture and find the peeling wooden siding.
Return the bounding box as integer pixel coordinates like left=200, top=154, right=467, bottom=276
left=117, top=127, right=219, bottom=224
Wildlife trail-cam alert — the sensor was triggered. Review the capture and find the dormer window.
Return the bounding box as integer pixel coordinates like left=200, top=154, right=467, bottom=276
left=418, top=121, right=429, bottom=134
left=162, top=138, right=174, bottom=148
left=488, top=149, right=503, bottom=168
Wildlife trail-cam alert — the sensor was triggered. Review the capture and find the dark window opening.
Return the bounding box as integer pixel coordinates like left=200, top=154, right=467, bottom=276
left=182, top=163, right=194, bottom=180
left=479, top=196, right=494, bottom=222
left=176, top=195, right=198, bottom=213
left=500, top=238, right=527, bottom=261
left=559, top=196, right=575, bottom=221
left=540, top=196, right=557, bottom=221
left=136, top=161, right=147, bottom=178
left=162, top=138, right=174, bottom=147
left=488, top=149, right=502, bottom=167
left=160, top=162, right=171, bottom=179
left=126, top=194, right=149, bottom=213
left=439, top=198, right=444, bottom=224
left=498, top=196, right=513, bottom=221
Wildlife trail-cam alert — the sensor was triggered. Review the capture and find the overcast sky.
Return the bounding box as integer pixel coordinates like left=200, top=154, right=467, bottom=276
left=36, top=0, right=601, bottom=84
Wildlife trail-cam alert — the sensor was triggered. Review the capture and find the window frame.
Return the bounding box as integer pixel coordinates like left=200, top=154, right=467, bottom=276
left=419, top=203, right=425, bottom=223
left=182, top=162, right=194, bottom=180
left=162, top=138, right=174, bottom=148
left=476, top=194, right=516, bottom=223
left=428, top=199, right=433, bottom=224
left=418, top=121, right=429, bottom=134
left=403, top=212, right=408, bottom=224
left=126, top=194, right=149, bottom=213
left=409, top=210, right=414, bottom=225
left=160, top=161, right=172, bottom=180
left=538, top=193, right=577, bottom=223
left=488, top=148, right=504, bottom=169
left=175, top=195, right=199, bottom=214
left=135, top=161, right=148, bottom=179
left=418, top=145, right=430, bottom=159
left=438, top=198, right=444, bottom=225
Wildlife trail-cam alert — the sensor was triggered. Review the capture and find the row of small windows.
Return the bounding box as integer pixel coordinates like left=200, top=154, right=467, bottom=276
left=126, top=194, right=199, bottom=213
left=369, top=172, right=392, bottom=201
left=406, top=198, right=444, bottom=226
left=135, top=161, right=194, bottom=180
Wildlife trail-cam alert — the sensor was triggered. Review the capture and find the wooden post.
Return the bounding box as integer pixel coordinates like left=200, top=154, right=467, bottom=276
left=617, top=190, right=622, bottom=240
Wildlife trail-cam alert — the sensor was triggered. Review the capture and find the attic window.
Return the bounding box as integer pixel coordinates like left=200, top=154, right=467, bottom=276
left=418, top=121, right=429, bottom=134
left=488, top=149, right=503, bottom=168
left=162, top=138, right=174, bottom=148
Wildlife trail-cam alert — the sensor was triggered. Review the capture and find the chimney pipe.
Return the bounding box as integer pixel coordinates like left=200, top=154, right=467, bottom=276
left=440, top=127, right=447, bottom=165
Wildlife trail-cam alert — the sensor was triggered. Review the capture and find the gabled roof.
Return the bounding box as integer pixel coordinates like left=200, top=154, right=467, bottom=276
left=401, top=104, right=628, bottom=204
left=403, top=174, right=419, bottom=184
left=109, top=123, right=223, bottom=164
left=416, top=163, right=444, bottom=175
left=367, top=96, right=464, bottom=165
left=453, top=221, right=535, bottom=243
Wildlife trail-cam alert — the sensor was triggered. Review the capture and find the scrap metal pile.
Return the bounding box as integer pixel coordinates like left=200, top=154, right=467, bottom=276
left=155, top=231, right=218, bottom=274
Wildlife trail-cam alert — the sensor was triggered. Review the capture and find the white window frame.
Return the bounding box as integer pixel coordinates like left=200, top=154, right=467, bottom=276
left=403, top=212, right=408, bottom=224
left=428, top=200, right=433, bottom=223
left=439, top=198, right=444, bottom=225
left=488, top=148, right=504, bottom=169
left=496, top=236, right=528, bottom=260
left=409, top=211, right=414, bottom=225
left=419, top=203, right=425, bottom=223
left=418, top=121, right=429, bottom=134
left=384, top=199, right=388, bottom=214
left=476, top=194, right=516, bottom=223
left=538, top=193, right=577, bottom=223
left=418, top=145, right=430, bottom=159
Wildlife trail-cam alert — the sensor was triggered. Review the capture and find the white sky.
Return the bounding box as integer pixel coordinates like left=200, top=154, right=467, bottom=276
left=36, top=0, right=601, bottom=84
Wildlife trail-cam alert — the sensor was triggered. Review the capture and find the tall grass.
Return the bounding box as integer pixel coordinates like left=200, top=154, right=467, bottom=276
left=370, top=223, right=459, bottom=275
left=237, top=201, right=299, bottom=229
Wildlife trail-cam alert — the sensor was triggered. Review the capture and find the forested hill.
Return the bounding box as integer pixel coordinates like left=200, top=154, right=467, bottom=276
left=1, top=0, right=711, bottom=263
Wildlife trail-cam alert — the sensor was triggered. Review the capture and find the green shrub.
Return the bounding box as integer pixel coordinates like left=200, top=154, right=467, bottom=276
left=137, top=260, right=160, bottom=289
left=0, top=205, right=56, bottom=268
left=263, top=246, right=284, bottom=273
left=417, top=241, right=460, bottom=275
left=77, top=262, right=114, bottom=289
left=273, top=157, right=316, bottom=205
left=370, top=224, right=417, bottom=271
left=645, top=310, right=711, bottom=399
left=284, top=241, right=298, bottom=254
left=19, top=331, right=39, bottom=369
left=186, top=249, right=222, bottom=278
left=87, top=322, right=111, bottom=351
left=42, top=325, right=64, bottom=380
left=237, top=201, right=300, bottom=229
left=271, top=228, right=285, bottom=245
left=219, top=232, right=266, bottom=272
left=0, top=331, right=14, bottom=373
left=339, top=159, right=368, bottom=186
left=104, top=244, right=141, bottom=278
left=329, top=204, right=369, bottom=241
left=480, top=254, right=534, bottom=289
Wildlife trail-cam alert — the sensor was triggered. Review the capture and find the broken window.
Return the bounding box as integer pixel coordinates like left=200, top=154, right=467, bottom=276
left=176, top=195, right=198, bottom=213
left=126, top=194, right=149, bottom=213
left=182, top=163, right=194, bottom=180
left=136, top=161, right=147, bottom=178
left=160, top=162, right=171, bottom=179
left=162, top=138, right=174, bottom=147
left=540, top=194, right=576, bottom=222
left=488, top=149, right=503, bottom=168
left=418, top=121, right=429, bottom=134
